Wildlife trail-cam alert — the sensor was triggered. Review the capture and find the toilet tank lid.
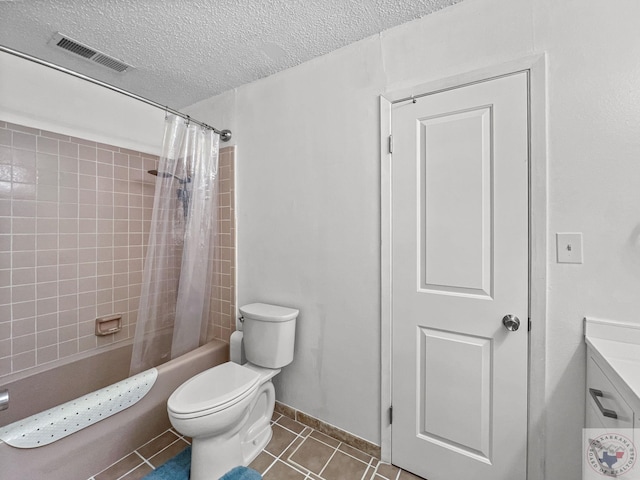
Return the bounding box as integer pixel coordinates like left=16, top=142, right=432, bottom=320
left=240, top=303, right=299, bottom=322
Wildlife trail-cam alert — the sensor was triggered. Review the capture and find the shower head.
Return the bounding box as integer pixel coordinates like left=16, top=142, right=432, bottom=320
left=147, top=169, right=191, bottom=217
left=148, top=169, right=173, bottom=178
left=147, top=169, right=189, bottom=184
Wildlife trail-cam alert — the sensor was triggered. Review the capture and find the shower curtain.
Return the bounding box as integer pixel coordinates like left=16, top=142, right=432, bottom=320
left=130, top=114, right=220, bottom=375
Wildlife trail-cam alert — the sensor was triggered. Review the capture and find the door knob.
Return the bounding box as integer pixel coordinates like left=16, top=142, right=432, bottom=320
left=502, top=315, right=520, bottom=332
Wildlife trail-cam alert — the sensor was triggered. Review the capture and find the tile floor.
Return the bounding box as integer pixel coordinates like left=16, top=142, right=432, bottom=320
left=89, top=412, right=425, bottom=480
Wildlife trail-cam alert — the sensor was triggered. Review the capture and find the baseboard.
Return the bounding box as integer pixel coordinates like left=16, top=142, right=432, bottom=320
left=274, top=401, right=381, bottom=458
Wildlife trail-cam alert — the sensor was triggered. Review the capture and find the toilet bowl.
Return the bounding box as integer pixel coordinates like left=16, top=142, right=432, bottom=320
left=167, top=303, right=298, bottom=480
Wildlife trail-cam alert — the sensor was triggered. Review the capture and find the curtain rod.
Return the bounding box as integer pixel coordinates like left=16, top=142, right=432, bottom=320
left=0, top=45, right=232, bottom=142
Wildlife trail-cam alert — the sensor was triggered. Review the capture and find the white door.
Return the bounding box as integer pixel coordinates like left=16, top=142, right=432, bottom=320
left=390, top=72, right=529, bottom=480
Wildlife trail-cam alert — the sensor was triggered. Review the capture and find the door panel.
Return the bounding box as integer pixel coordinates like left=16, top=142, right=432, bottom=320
left=391, top=72, right=529, bottom=480
left=418, top=328, right=492, bottom=460
left=420, top=107, right=492, bottom=296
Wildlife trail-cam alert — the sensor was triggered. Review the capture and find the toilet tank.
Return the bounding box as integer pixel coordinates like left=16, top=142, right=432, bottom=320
left=239, top=303, right=299, bottom=369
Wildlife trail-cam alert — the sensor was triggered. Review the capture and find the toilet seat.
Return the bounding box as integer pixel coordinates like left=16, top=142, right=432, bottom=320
left=168, top=362, right=261, bottom=419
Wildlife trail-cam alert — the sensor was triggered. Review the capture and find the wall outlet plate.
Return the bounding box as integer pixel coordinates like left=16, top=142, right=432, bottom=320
left=556, top=232, right=583, bottom=264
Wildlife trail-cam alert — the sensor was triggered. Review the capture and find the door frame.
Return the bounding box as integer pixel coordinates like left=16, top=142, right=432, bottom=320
left=380, top=54, right=547, bottom=480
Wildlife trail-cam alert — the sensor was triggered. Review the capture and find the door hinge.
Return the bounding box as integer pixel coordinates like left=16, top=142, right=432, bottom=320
left=528, top=318, right=532, bottom=331
left=389, top=405, right=393, bottom=425
left=388, top=134, right=393, bottom=154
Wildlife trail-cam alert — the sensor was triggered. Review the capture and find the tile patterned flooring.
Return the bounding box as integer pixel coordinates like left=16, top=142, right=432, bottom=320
left=89, top=412, right=424, bottom=480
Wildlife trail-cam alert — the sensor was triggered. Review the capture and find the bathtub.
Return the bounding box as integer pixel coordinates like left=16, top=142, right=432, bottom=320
left=0, top=339, right=228, bottom=480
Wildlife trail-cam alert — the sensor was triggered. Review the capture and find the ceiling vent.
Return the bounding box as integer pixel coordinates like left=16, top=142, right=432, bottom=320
left=48, top=33, right=133, bottom=73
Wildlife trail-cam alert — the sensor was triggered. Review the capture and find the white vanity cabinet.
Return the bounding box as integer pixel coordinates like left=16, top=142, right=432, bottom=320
left=585, top=318, right=640, bottom=436
left=586, top=350, right=635, bottom=432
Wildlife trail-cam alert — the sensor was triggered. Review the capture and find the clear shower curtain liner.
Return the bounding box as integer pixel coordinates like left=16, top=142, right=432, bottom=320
left=130, top=114, right=219, bottom=375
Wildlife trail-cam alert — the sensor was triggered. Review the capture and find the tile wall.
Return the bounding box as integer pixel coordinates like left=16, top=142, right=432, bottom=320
left=209, top=146, right=236, bottom=344
left=0, top=120, right=236, bottom=378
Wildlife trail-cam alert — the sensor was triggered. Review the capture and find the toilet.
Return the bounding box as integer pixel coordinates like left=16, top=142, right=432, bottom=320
left=167, top=303, right=298, bottom=480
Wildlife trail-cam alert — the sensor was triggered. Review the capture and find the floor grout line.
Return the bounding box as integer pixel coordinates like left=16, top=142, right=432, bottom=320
left=361, top=457, right=377, bottom=480
left=335, top=441, right=374, bottom=466
left=261, top=421, right=301, bottom=477
left=258, top=453, right=279, bottom=478
left=284, top=431, right=328, bottom=477
left=168, top=428, right=191, bottom=445
left=273, top=420, right=308, bottom=438
left=113, top=451, right=148, bottom=480
left=316, top=444, right=339, bottom=479
left=92, top=449, right=144, bottom=479
left=134, top=449, right=155, bottom=470
left=274, top=428, right=312, bottom=477
left=145, top=436, right=188, bottom=463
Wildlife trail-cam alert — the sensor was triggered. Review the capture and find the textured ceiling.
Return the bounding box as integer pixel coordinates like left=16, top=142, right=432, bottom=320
left=0, top=0, right=463, bottom=109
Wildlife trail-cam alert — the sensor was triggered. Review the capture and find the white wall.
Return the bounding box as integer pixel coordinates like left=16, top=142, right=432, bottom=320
left=188, top=36, right=388, bottom=443
left=0, top=51, right=164, bottom=155
left=535, top=0, right=640, bottom=477
left=189, top=1, right=640, bottom=478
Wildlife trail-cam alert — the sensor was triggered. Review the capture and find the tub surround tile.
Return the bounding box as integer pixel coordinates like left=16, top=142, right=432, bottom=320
left=0, top=287, right=9, bottom=305
left=40, top=131, right=69, bottom=142
left=0, top=322, right=10, bottom=340
left=12, top=132, right=36, bottom=151
left=0, top=121, right=153, bottom=376
left=59, top=141, right=79, bottom=158
left=36, top=136, right=58, bottom=155
left=12, top=317, right=35, bottom=336
left=11, top=349, right=35, bottom=370
left=2, top=122, right=234, bottom=383
left=0, top=129, right=11, bottom=146
left=0, top=338, right=10, bottom=357
left=37, top=344, right=58, bottom=363
left=0, top=357, right=10, bottom=376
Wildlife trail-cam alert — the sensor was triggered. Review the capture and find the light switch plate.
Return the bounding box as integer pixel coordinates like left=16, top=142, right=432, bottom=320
left=556, top=232, right=583, bottom=264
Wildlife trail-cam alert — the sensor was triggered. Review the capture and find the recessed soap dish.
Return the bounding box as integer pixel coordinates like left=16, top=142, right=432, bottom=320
left=95, top=314, right=122, bottom=336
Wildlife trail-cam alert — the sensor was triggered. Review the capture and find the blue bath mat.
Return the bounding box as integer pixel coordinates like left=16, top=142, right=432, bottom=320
left=143, top=446, right=191, bottom=480
left=220, top=466, right=262, bottom=480
left=142, top=446, right=262, bottom=480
